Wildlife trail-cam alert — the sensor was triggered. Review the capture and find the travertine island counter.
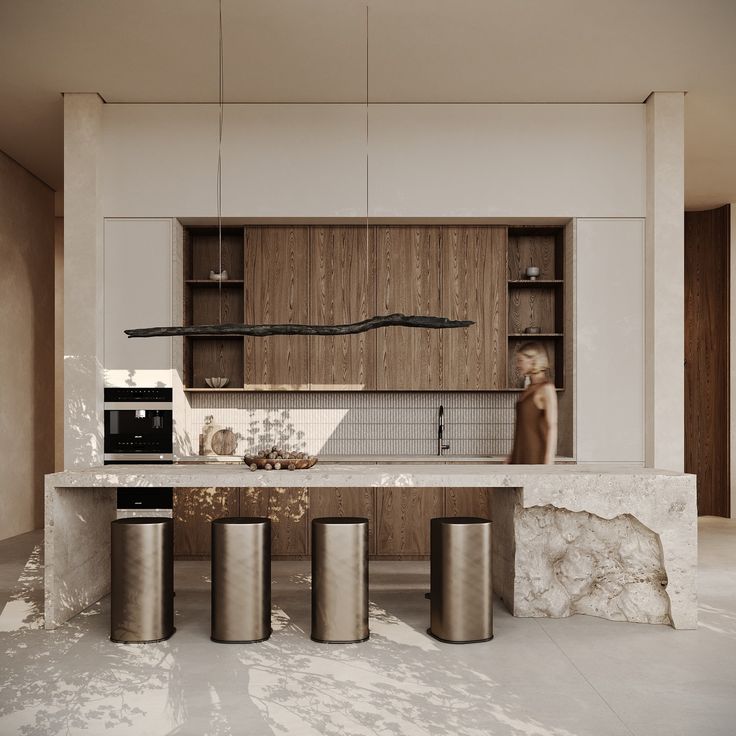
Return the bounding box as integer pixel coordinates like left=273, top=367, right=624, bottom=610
left=44, top=464, right=697, bottom=631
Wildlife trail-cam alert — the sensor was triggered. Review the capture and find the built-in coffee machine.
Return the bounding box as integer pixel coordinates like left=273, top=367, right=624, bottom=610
left=104, top=387, right=173, bottom=464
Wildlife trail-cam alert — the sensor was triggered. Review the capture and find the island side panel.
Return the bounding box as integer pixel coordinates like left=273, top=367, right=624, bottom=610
left=44, top=484, right=116, bottom=629
left=488, top=487, right=522, bottom=612
left=515, top=473, right=697, bottom=629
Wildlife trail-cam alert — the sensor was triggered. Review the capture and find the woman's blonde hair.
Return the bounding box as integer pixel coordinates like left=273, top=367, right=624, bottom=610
left=517, top=342, right=550, bottom=376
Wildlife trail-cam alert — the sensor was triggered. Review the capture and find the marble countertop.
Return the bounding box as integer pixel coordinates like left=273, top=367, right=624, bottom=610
left=46, top=462, right=690, bottom=489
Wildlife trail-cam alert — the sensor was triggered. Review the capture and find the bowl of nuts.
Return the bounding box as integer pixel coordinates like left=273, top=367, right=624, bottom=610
left=244, top=447, right=317, bottom=471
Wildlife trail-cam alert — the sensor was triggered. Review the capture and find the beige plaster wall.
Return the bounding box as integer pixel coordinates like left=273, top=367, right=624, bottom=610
left=0, top=150, right=55, bottom=540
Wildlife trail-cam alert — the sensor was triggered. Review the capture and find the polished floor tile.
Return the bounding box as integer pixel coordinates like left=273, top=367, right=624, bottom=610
left=0, top=519, right=734, bottom=735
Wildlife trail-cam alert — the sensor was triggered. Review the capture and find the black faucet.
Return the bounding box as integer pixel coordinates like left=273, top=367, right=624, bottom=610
left=438, top=405, right=450, bottom=455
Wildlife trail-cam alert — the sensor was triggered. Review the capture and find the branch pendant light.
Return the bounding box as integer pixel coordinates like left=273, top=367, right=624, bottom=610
left=125, top=3, right=473, bottom=340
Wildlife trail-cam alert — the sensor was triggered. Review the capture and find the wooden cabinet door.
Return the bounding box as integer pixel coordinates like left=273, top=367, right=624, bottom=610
left=309, top=226, right=376, bottom=389
left=441, top=226, right=507, bottom=389
left=309, top=487, right=375, bottom=555
left=376, top=226, right=442, bottom=389
left=173, top=487, right=239, bottom=558
left=240, top=487, right=309, bottom=557
left=245, top=226, right=310, bottom=389
left=374, top=487, right=443, bottom=556
left=444, top=488, right=493, bottom=520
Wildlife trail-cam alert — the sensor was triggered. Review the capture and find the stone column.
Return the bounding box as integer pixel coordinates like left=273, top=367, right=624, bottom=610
left=645, top=92, right=685, bottom=472
left=63, top=93, right=104, bottom=467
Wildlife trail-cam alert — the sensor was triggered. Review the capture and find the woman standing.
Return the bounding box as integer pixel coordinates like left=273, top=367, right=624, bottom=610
left=506, top=342, right=558, bottom=464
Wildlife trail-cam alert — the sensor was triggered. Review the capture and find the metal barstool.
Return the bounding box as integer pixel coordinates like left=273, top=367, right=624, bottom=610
left=111, top=517, right=174, bottom=643
left=211, top=517, right=271, bottom=643
left=428, top=517, right=493, bottom=643
left=311, top=517, right=369, bottom=643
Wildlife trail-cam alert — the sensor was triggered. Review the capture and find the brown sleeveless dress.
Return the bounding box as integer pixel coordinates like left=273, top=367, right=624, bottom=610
left=510, top=380, right=551, bottom=464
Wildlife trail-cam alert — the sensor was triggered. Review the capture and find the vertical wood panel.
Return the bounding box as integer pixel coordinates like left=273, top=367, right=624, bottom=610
left=309, top=226, right=376, bottom=389
left=376, top=226, right=442, bottom=389
left=507, top=288, right=556, bottom=335
left=444, top=488, right=493, bottom=519
left=685, top=205, right=730, bottom=517
left=240, top=487, right=310, bottom=556
left=245, top=226, right=310, bottom=389
left=374, top=487, right=443, bottom=556
left=442, top=226, right=507, bottom=389
left=507, top=232, right=557, bottom=280
left=309, top=487, right=375, bottom=555
left=173, top=487, right=239, bottom=558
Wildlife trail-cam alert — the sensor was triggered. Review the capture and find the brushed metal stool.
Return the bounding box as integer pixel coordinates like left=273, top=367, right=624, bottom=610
left=211, top=517, right=271, bottom=643
left=311, top=517, right=369, bottom=643
left=428, top=517, right=493, bottom=643
left=111, top=517, right=174, bottom=643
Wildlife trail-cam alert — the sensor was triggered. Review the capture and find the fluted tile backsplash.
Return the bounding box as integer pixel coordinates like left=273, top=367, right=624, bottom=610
left=182, top=392, right=516, bottom=457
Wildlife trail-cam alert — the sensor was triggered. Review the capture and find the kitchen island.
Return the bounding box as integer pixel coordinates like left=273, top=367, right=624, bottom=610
left=44, top=463, right=697, bottom=630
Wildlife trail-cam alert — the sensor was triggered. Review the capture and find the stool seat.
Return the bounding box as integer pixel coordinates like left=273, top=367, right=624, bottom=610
left=311, top=517, right=369, bottom=643
left=111, top=517, right=174, bottom=643
left=211, top=517, right=271, bottom=643
left=428, top=516, right=493, bottom=644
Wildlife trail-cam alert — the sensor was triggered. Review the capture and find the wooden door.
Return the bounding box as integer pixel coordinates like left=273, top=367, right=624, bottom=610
left=441, top=226, right=507, bottom=389
left=245, top=226, right=310, bottom=389
left=685, top=205, right=730, bottom=517
left=240, top=487, right=310, bottom=556
left=309, top=487, right=375, bottom=555
left=374, top=487, right=443, bottom=557
left=376, top=226, right=442, bottom=389
left=309, top=226, right=376, bottom=389
left=173, top=487, right=239, bottom=558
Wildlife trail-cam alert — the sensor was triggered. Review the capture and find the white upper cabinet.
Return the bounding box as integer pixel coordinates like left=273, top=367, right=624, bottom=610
left=104, top=218, right=173, bottom=387
left=576, top=218, right=645, bottom=463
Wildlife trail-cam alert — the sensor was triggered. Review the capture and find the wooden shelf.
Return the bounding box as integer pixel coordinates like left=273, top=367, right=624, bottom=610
left=508, top=333, right=563, bottom=338
left=508, top=279, right=562, bottom=286
left=185, top=280, right=244, bottom=285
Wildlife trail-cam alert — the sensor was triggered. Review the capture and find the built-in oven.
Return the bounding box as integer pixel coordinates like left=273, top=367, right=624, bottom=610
left=104, top=387, right=173, bottom=464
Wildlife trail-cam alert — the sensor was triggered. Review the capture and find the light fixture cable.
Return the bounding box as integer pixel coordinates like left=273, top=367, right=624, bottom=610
left=217, top=0, right=224, bottom=324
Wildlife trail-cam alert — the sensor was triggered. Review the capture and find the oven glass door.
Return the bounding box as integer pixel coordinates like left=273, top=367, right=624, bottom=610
left=104, top=409, right=173, bottom=453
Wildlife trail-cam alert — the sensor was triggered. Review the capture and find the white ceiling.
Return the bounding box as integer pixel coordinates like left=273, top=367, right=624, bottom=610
left=1, top=0, right=734, bottom=209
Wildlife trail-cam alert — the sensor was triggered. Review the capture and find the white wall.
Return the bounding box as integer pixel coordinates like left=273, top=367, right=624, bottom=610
left=0, top=151, right=55, bottom=539
left=576, top=218, right=645, bottom=464
left=101, top=103, right=645, bottom=218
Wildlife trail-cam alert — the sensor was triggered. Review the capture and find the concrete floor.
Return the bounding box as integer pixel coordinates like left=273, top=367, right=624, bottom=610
left=0, top=518, right=734, bottom=736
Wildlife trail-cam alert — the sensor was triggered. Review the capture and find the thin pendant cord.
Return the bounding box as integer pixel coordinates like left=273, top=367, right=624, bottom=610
left=217, top=0, right=224, bottom=324
left=366, top=5, right=369, bottom=294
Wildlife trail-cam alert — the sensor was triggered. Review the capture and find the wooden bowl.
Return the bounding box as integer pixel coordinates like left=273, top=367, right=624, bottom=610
left=244, top=456, right=318, bottom=470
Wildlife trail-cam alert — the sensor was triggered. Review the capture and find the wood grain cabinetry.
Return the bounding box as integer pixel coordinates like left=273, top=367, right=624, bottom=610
left=309, top=226, right=376, bottom=389
left=376, top=226, right=443, bottom=389
left=374, top=487, right=443, bottom=556
left=181, top=223, right=567, bottom=391
left=507, top=227, right=565, bottom=389
left=184, top=228, right=245, bottom=389
left=441, top=226, right=507, bottom=390
left=173, top=486, right=499, bottom=559
left=444, top=488, right=493, bottom=519
left=173, top=487, right=239, bottom=558
left=245, top=226, right=310, bottom=389
left=240, top=487, right=310, bottom=557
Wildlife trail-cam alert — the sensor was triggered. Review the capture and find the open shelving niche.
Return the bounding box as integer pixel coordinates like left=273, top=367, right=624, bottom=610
left=181, top=223, right=569, bottom=393
left=183, top=227, right=246, bottom=390
left=506, top=227, right=565, bottom=390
